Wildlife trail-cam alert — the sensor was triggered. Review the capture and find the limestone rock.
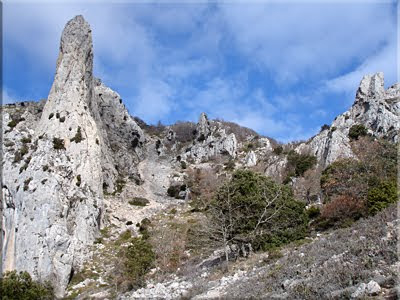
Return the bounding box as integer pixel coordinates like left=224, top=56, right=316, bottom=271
left=244, top=151, right=257, bottom=167
left=2, top=15, right=103, bottom=297
left=182, top=113, right=238, bottom=163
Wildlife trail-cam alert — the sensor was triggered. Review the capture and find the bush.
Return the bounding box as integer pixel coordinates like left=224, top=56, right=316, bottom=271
left=14, top=145, right=29, bottom=163
left=76, top=175, right=81, bottom=187
left=287, top=151, right=317, bottom=176
left=273, top=145, right=283, bottom=155
left=180, top=161, right=187, bottom=169
left=0, top=270, right=53, bottom=300
left=123, top=237, right=155, bottom=287
left=306, top=206, right=321, bottom=219
left=209, top=170, right=308, bottom=251
left=348, top=124, right=367, bottom=140
left=128, top=197, right=150, bottom=207
left=167, top=184, right=186, bottom=199
left=367, top=180, right=397, bottom=215
left=70, top=126, right=84, bottom=143
left=52, top=137, right=65, bottom=150
left=320, top=124, right=330, bottom=132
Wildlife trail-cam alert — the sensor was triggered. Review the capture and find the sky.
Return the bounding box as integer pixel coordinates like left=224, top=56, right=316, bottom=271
left=3, top=1, right=398, bottom=142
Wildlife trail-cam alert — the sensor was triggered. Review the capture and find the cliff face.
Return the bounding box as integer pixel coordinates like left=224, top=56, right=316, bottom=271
left=1, top=16, right=145, bottom=297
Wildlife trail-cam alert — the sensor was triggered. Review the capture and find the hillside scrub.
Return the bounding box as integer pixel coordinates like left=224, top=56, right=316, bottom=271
left=0, top=270, right=54, bottom=300
left=208, top=170, right=308, bottom=256
left=317, top=137, right=397, bottom=229
left=286, top=150, right=317, bottom=177
left=222, top=204, right=398, bottom=299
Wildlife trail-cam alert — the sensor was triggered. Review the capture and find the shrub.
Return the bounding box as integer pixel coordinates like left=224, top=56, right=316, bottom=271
left=128, top=197, right=150, bottom=207
left=23, top=177, right=32, bottom=191
left=14, top=145, right=29, bottom=163
left=320, top=124, right=330, bottom=132
left=306, top=206, right=321, bottom=219
left=367, top=180, right=397, bottom=215
left=273, top=146, right=283, bottom=155
left=21, top=136, right=32, bottom=144
left=319, top=195, right=365, bottom=227
left=122, top=237, right=155, bottom=288
left=180, top=161, right=187, bottom=169
left=209, top=170, right=308, bottom=252
left=76, top=175, right=81, bottom=187
left=52, top=137, right=65, bottom=150
left=167, top=184, right=186, bottom=199
left=224, top=159, right=235, bottom=171
left=70, top=126, right=84, bottom=143
left=0, top=271, right=53, bottom=300
left=348, top=124, right=367, bottom=140
left=287, top=151, right=317, bottom=176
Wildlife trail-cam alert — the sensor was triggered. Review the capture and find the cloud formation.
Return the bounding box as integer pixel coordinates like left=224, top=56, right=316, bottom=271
left=3, top=2, right=396, bottom=142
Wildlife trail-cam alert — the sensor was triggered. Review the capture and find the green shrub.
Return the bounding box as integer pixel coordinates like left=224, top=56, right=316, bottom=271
left=287, top=151, right=317, bottom=176
left=113, top=178, right=126, bottom=195
left=70, top=126, right=84, bottom=143
left=122, top=237, right=155, bottom=288
left=7, top=120, right=18, bottom=128
left=367, top=180, right=397, bottom=215
left=14, top=145, right=29, bottom=163
left=76, top=175, right=81, bottom=187
left=320, top=124, right=330, bottom=131
left=167, top=184, right=185, bottom=199
left=180, top=161, right=187, bottom=169
left=23, top=178, right=32, bottom=191
left=21, top=137, right=32, bottom=144
left=348, top=124, right=367, bottom=140
left=52, top=137, right=65, bottom=150
left=0, top=270, right=53, bottom=300
left=273, top=146, right=283, bottom=155
left=209, top=170, right=308, bottom=251
left=128, top=197, right=150, bottom=207
left=306, top=206, right=321, bottom=219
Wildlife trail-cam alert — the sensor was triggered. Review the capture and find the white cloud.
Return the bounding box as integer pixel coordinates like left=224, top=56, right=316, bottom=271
left=218, top=2, right=396, bottom=85
left=324, top=39, right=397, bottom=101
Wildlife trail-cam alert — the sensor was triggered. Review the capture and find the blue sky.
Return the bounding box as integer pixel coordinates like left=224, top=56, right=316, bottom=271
left=3, top=1, right=398, bottom=142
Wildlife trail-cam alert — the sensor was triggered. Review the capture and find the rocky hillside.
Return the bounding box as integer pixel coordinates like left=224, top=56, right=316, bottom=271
left=1, top=15, right=399, bottom=299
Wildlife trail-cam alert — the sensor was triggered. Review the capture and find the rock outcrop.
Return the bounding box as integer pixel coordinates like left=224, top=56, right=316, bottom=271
left=182, top=113, right=238, bottom=163
left=266, top=72, right=400, bottom=178
left=1, top=15, right=145, bottom=297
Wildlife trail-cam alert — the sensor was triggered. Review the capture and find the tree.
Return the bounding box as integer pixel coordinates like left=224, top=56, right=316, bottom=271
left=0, top=271, right=53, bottom=300
left=208, top=170, right=308, bottom=265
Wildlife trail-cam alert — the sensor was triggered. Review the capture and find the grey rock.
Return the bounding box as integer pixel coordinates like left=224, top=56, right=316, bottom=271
left=244, top=151, right=257, bottom=167
left=366, top=280, right=381, bottom=295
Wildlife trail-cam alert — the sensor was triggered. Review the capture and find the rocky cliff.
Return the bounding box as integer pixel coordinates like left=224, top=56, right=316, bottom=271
left=1, top=15, right=145, bottom=297
left=2, top=15, right=399, bottom=299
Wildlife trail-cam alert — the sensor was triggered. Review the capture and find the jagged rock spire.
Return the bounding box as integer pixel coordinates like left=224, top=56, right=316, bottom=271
left=356, top=72, right=385, bottom=101
left=3, top=15, right=103, bottom=297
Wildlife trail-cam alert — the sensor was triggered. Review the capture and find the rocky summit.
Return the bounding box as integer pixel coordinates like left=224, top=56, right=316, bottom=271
left=2, top=16, right=399, bottom=299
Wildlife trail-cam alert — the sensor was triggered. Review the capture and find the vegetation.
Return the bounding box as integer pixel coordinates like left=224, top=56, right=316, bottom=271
left=273, top=145, right=283, bottom=155
left=70, top=126, right=84, bottom=143
left=348, top=124, right=367, bottom=140
left=14, top=145, right=29, bottom=163
left=320, top=124, right=330, bottom=131
left=76, top=175, right=81, bottom=187
left=128, top=197, right=150, bottom=207
left=167, top=184, right=186, bottom=199
left=52, top=137, right=65, bottom=150
left=286, top=150, right=317, bottom=177
left=317, top=137, right=397, bottom=229
left=122, top=237, right=155, bottom=288
left=0, top=270, right=53, bottom=300
left=209, top=170, right=308, bottom=256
